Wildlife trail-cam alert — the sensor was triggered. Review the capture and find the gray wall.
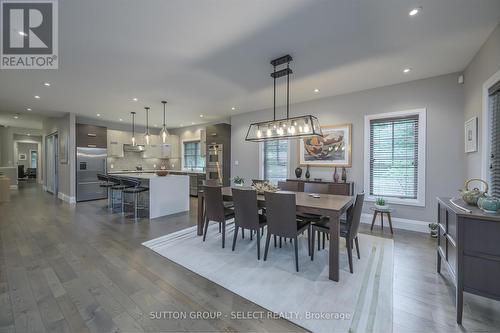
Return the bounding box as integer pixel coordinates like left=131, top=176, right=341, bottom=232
left=231, top=73, right=465, bottom=223
left=464, top=22, right=500, bottom=179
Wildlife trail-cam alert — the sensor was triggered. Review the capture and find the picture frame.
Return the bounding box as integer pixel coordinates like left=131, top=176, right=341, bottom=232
left=298, top=123, right=352, bottom=167
left=18, top=153, right=26, bottom=161
left=465, top=117, right=478, bottom=153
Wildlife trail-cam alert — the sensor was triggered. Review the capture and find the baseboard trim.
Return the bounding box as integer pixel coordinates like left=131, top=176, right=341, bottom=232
left=9, top=185, right=18, bottom=190
left=58, top=192, right=76, bottom=204
left=360, top=213, right=429, bottom=233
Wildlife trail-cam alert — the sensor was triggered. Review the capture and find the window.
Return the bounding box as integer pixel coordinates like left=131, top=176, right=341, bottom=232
left=364, top=109, right=426, bottom=206
left=261, top=140, right=289, bottom=184
left=489, top=80, right=500, bottom=198
left=183, top=141, right=205, bottom=170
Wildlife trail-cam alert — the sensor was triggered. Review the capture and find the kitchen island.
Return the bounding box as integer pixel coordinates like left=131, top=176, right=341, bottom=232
left=112, top=173, right=189, bottom=219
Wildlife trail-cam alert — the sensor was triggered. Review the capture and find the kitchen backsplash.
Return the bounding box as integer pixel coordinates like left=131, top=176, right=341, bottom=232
left=107, top=151, right=181, bottom=171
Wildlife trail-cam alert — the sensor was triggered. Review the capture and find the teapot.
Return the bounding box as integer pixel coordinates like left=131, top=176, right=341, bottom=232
left=478, top=195, right=500, bottom=214
left=459, top=178, right=488, bottom=206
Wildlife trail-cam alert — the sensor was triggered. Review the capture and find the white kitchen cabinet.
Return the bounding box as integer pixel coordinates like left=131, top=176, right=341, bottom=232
left=107, top=129, right=124, bottom=157
left=168, top=135, right=180, bottom=159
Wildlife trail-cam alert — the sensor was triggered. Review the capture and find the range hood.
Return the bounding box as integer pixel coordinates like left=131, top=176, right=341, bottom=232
left=123, top=144, right=146, bottom=152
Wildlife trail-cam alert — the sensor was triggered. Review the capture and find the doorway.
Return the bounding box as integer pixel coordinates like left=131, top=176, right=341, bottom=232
left=45, top=133, right=59, bottom=195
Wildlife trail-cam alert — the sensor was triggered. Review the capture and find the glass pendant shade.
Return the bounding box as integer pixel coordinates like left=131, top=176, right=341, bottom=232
left=160, top=100, right=169, bottom=143
left=144, top=106, right=150, bottom=145
left=130, top=111, right=136, bottom=146
left=246, top=115, right=322, bottom=142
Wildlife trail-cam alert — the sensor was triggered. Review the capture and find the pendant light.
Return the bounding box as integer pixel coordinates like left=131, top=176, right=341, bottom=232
left=245, top=54, right=323, bottom=142
left=130, top=111, right=136, bottom=146
left=160, top=100, right=169, bottom=143
left=144, top=106, right=150, bottom=145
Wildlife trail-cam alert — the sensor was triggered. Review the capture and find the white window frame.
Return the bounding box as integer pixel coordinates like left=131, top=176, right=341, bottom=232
left=181, top=138, right=202, bottom=170
left=259, top=140, right=291, bottom=182
left=364, top=108, right=426, bottom=207
left=482, top=69, right=500, bottom=186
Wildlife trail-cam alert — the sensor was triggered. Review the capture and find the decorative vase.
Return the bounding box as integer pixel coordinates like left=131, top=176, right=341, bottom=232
left=295, top=167, right=303, bottom=179
left=478, top=195, right=500, bottom=214
left=341, top=167, right=347, bottom=183
left=305, top=165, right=310, bottom=179
left=333, top=167, right=339, bottom=183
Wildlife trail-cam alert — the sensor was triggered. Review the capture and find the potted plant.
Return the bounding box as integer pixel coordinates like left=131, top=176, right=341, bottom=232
left=233, top=176, right=245, bottom=187
left=428, top=223, right=438, bottom=238
left=375, top=197, right=388, bottom=210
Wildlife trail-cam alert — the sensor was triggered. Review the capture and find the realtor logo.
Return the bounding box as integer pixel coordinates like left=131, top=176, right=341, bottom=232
left=1, top=0, right=58, bottom=69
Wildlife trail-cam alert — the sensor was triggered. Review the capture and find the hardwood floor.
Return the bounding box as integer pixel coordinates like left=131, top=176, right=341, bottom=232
left=1, top=184, right=500, bottom=333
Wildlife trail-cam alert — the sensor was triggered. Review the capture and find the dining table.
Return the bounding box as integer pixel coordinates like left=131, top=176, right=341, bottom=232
left=197, top=187, right=354, bottom=282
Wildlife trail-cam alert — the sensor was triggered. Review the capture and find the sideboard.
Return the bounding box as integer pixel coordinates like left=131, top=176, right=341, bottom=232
left=286, top=179, right=354, bottom=196
left=436, top=197, right=500, bottom=324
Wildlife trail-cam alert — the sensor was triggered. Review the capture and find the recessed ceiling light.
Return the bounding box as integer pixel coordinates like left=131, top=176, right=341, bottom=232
left=314, top=88, right=320, bottom=93
left=132, top=98, right=138, bottom=102
left=34, top=95, right=40, bottom=99
left=43, top=82, right=50, bottom=86
left=27, top=133, right=31, bottom=136
left=409, top=7, right=422, bottom=16
left=119, top=118, right=123, bottom=122
left=403, top=68, right=412, bottom=73
left=200, top=114, right=204, bottom=118
left=96, top=113, right=101, bottom=117
left=26, top=108, right=32, bottom=111
left=231, top=106, right=236, bottom=111
left=191, top=122, right=195, bottom=125
left=180, top=123, right=184, bottom=127
left=13, top=114, right=19, bottom=119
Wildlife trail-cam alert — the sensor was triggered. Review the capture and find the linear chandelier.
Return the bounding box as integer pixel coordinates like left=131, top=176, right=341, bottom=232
left=245, top=54, right=323, bottom=142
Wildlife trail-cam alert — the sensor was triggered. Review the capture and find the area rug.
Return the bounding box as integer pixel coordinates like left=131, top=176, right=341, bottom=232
left=142, top=224, right=393, bottom=333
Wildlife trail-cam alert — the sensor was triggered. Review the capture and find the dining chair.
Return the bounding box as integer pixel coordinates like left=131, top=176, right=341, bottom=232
left=263, top=191, right=311, bottom=272
left=310, top=193, right=365, bottom=273
left=277, top=181, right=299, bottom=192
left=304, top=182, right=330, bottom=194
left=203, top=179, right=220, bottom=186
left=202, top=185, right=235, bottom=248
left=232, top=188, right=267, bottom=259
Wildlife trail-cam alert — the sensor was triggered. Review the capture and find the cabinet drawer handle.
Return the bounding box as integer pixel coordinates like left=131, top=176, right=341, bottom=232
left=87, top=133, right=97, bottom=137
left=87, top=144, right=97, bottom=148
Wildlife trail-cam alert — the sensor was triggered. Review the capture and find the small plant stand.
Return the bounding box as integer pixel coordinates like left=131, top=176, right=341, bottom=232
left=370, top=207, right=394, bottom=234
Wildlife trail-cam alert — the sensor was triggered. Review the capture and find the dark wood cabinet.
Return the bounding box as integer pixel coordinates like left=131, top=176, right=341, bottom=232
left=205, top=123, right=231, bottom=186
left=76, top=124, right=107, bottom=148
left=286, top=179, right=354, bottom=196
left=437, top=197, right=500, bottom=324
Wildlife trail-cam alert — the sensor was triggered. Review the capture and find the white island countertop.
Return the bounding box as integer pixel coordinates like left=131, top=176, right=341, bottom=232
left=113, top=173, right=189, bottom=218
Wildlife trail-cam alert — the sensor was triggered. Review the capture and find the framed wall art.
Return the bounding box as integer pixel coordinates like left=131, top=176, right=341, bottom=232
left=465, top=117, right=478, bottom=153
left=299, top=123, right=352, bottom=167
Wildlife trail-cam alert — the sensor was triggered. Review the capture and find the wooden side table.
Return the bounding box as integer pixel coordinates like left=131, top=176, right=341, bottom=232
left=370, top=207, right=393, bottom=234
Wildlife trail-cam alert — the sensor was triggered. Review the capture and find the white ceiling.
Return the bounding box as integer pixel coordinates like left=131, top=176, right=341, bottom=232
left=0, top=0, right=499, bottom=129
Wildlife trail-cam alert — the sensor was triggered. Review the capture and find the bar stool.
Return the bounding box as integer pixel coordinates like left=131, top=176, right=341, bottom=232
left=121, top=178, right=149, bottom=221
left=97, top=173, right=117, bottom=209
left=108, top=176, right=132, bottom=212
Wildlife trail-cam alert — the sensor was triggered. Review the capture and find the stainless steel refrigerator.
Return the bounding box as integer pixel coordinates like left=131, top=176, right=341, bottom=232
left=76, top=147, right=107, bottom=202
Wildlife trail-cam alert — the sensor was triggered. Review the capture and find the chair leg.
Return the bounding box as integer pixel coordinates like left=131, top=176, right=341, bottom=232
left=202, top=216, right=209, bottom=242
left=222, top=221, right=226, bottom=248
left=347, top=239, right=354, bottom=273
left=354, top=236, right=360, bottom=259
left=273, top=235, right=277, bottom=248
left=257, top=229, right=261, bottom=260
left=219, top=223, right=221, bottom=233
left=250, top=230, right=253, bottom=241
left=317, top=230, right=321, bottom=251
left=294, top=236, right=299, bottom=272
left=279, top=237, right=282, bottom=248
left=371, top=211, right=377, bottom=231
left=232, top=226, right=239, bottom=251
left=322, top=232, right=325, bottom=250
left=307, top=226, right=311, bottom=257
left=242, top=228, right=245, bottom=239
left=311, top=228, right=315, bottom=261
left=264, top=232, right=271, bottom=261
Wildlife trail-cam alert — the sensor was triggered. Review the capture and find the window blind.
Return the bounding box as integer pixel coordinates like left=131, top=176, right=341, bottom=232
left=370, top=115, right=419, bottom=199
left=263, top=140, right=288, bottom=184
left=183, top=141, right=205, bottom=170
left=490, top=85, right=500, bottom=198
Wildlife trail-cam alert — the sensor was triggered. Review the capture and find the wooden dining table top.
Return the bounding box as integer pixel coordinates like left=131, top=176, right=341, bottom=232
left=220, top=187, right=354, bottom=213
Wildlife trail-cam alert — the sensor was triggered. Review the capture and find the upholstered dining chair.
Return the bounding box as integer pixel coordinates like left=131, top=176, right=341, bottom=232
left=231, top=188, right=267, bottom=259
left=303, top=182, right=330, bottom=194
left=310, top=193, right=365, bottom=273
left=202, top=185, right=235, bottom=248
left=263, top=191, right=311, bottom=272
left=277, top=181, right=300, bottom=192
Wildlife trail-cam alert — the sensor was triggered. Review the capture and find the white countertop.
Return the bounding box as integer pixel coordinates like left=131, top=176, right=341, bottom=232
left=109, top=169, right=205, bottom=175
left=111, top=173, right=189, bottom=180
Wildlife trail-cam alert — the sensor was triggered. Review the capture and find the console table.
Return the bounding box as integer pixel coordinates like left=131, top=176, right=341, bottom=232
left=436, top=197, right=500, bottom=324
left=286, top=179, right=354, bottom=196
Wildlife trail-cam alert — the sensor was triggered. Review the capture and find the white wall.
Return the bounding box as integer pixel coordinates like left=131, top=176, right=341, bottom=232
left=464, top=22, right=500, bottom=180
left=231, top=73, right=465, bottom=223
